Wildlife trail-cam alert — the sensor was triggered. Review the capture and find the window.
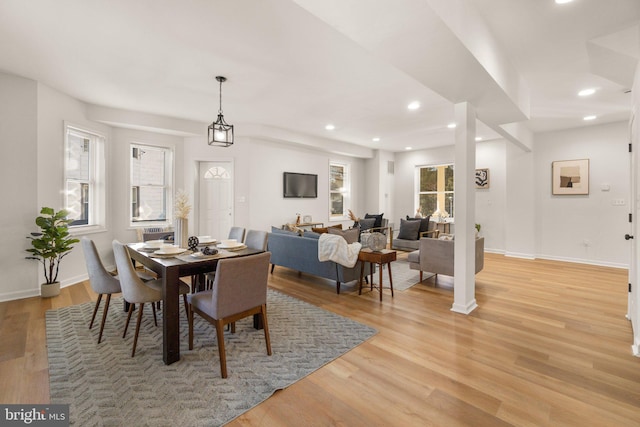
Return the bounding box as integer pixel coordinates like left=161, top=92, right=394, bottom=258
left=64, top=124, right=105, bottom=228
left=130, top=144, right=173, bottom=224
left=329, top=162, right=350, bottom=217
left=417, top=164, right=454, bottom=218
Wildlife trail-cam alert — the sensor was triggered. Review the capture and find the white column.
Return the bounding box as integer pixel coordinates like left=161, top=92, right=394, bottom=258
left=451, top=102, right=478, bottom=314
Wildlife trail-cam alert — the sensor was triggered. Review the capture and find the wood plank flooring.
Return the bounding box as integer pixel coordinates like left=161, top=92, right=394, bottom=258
left=1, top=253, right=638, bottom=426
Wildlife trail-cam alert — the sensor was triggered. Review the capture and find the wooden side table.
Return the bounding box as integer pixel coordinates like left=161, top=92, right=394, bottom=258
left=358, top=249, right=397, bottom=301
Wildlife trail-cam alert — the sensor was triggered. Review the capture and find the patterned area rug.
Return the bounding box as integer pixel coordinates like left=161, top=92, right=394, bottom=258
left=355, top=257, right=422, bottom=292
left=378, top=258, right=422, bottom=291
left=46, top=290, right=377, bottom=426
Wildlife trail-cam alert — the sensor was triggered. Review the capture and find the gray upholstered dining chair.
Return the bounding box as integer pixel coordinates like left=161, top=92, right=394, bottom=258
left=244, top=229, right=268, bottom=251
left=188, top=252, right=272, bottom=378
left=81, top=237, right=122, bottom=344
left=204, top=226, right=249, bottom=290
left=228, top=226, right=246, bottom=243
left=112, top=240, right=191, bottom=357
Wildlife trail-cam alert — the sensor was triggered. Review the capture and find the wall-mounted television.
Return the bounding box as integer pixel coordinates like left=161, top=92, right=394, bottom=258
left=283, top=172, right=318, bottom=198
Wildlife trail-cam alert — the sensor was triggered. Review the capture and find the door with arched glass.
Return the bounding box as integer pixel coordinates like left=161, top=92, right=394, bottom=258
left=198, top=161, right=233, bottom=240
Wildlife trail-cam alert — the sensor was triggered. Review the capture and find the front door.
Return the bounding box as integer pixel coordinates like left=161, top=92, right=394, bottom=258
left=198, top=161, right=233, bottom=240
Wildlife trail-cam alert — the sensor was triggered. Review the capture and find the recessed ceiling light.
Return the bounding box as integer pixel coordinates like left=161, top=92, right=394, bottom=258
left=583, top=115, right=597, bottom=121
left=475, top=137, right=482, bottom=141
left=578, top=88, right=596, bottom=97
left=555, top=0, right=573, bottom=4
left=325, top=124, right=335, bottom=130
left=447, top=123, right=457, bottom=129
left=405, top=147, right=412, bottom=150
left=372, top=137, right=380, bottom=142
left=407, top=101, right=420, bottom=110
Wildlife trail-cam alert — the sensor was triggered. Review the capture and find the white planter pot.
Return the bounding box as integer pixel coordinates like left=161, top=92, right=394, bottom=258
left=41, top=282, right=60, bottom=298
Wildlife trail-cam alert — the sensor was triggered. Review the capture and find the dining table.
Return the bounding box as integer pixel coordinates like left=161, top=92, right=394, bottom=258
left=126, top=242, right=263, bottom=365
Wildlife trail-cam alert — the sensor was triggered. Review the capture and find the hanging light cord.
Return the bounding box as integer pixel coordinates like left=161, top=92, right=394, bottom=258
left=218, top=78, right=223, bottom=115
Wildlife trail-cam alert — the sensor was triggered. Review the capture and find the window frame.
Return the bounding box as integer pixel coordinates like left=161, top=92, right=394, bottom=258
left=64, top=123, right=106, bottom=233
left=129, top=142, right=174, bottom=228
left=329, top=161, right=351, bottom=219
left=416, top=163, right=455, bottom=219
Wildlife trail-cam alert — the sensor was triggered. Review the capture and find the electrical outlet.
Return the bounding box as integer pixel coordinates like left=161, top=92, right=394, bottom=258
left=612, top=199, right=625, bottom=206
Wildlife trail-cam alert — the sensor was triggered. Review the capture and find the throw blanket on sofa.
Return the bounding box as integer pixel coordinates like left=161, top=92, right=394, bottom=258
left=318, top=234, right=362, bottom=268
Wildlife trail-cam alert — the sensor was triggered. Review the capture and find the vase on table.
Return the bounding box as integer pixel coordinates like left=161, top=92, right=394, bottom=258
left=175, top=217, right=188, bottom=248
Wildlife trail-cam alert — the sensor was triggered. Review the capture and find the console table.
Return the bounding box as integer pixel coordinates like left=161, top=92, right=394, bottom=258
left=358, top=249, right=397, bottom=301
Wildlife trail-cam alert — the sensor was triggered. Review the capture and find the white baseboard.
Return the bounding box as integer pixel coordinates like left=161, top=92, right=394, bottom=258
left=0, top=271, right=92, bottom=303
left=536, top=254, right=628, bottom=269
left=505, top=251, right=536, bottom=260
left=0, top=289, right=40, bottom=303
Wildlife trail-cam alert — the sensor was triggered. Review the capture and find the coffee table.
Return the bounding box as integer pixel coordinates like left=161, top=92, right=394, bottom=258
left=358, top=249, right=397, bottom=301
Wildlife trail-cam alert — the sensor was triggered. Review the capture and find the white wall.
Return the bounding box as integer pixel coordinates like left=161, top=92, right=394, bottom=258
left=0, top=73, right=38, bottom=301
left=476, top=139, right=507, bottom=253
left=363, top=150, right=395, bottom=224
left=393, top=121, right=630, bottom=267
left=36, top=83, right=113, bottom=290
left=183, top=136, right=367, bottom=235
left=535, top=122, right=630, bottom=267
left=505, top=142, right=536, bottom=258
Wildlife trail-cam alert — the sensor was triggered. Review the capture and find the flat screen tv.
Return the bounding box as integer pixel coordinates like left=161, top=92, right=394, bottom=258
left=283, top=172, right=318, bottom=198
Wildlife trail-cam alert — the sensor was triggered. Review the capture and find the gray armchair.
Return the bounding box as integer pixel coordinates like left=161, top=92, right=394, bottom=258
left=408, top=237, right=484, bottom=281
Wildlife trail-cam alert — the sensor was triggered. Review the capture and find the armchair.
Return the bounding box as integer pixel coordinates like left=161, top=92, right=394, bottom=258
left=408, top=237, right=484, bottom=281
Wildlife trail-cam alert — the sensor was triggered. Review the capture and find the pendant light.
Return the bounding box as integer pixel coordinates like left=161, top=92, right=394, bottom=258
left=208, top=76, right=234, bottom=147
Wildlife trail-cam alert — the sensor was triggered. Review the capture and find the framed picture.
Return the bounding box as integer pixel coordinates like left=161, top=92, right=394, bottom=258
left=475, top=168, right=490, bottom=189
left=552, top=159, right=589, bottom=195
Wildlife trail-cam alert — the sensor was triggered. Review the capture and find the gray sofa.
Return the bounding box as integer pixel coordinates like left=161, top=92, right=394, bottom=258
left=267, top=228, right=374, bottom=294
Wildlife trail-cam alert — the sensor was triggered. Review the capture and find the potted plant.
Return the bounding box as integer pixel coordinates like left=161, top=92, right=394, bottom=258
left=475, top=223, right=481, bottom=237
left=25, top=207, right=79, bottom=297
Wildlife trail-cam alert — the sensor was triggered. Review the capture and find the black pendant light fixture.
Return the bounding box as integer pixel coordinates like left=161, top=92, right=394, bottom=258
left=208, top=75, right=234, bottom=147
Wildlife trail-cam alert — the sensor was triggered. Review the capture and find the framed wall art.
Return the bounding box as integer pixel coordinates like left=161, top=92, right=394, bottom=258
left=475, top=168, right=490, bottom=189
left=552, top=159, right=589, bottom=195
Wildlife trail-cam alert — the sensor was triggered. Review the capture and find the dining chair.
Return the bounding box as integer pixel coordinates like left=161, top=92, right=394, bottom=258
left=228, top=226, right=246, bottom=243
left=81, top=237, right=122, bottom=344
left=112, top=240, right=190, bottom=357
left=188, top=252, right=272, bottom=378
left=204, top=226, right=249, bottom=290
left=244, top=229, right=268, bottom=251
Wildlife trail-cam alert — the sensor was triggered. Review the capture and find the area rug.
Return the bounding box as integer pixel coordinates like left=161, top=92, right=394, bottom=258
left=46, top=289, right=377, bottom=426
left=381, top=258, right=422, bottom=291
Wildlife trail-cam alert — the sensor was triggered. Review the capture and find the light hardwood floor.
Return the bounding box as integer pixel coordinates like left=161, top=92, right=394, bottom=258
left=1, top=253, right=639, bottom=426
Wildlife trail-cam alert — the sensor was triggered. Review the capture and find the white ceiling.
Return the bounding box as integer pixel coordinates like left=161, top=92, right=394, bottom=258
left=0, top=0, right=638, bottom=153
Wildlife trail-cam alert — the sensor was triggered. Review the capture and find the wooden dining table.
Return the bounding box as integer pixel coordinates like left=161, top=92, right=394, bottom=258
left=126, top=243, right=263, bottom=365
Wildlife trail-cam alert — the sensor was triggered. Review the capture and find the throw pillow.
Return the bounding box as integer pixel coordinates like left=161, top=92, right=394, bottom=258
left=397, top=218, right=421, bottom=240
left=328, top=226, right=359, bottom=244
left=365, top=213, right=384, bottom=229
left=311, top=224, right=343, bottom=234
left=358, top=218, right=376, bottom=232
left=405, top=215, right=431, bottom=234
